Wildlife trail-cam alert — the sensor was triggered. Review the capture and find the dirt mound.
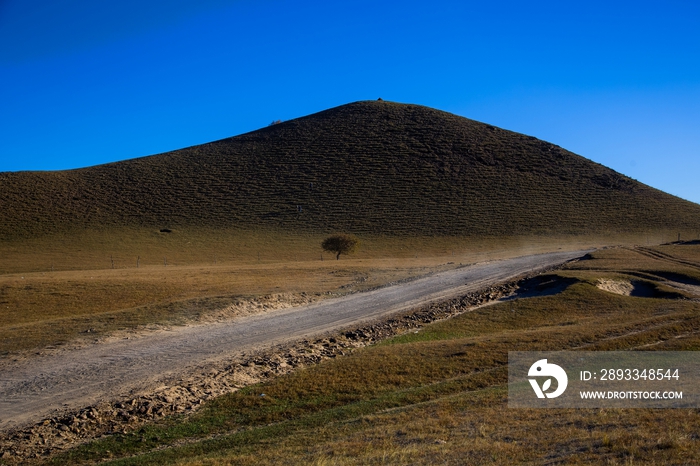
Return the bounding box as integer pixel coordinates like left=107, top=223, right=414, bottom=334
left=596, top=279, right=635, bottom=296
left=595, top=279, right=685, bottom=298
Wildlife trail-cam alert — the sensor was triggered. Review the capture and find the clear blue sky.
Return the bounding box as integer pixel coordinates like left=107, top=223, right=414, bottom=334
left=1, top=0, right=699, bottom=203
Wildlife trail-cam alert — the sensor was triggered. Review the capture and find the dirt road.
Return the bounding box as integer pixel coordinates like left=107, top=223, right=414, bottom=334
left=0, top=250, right=588, bottom=429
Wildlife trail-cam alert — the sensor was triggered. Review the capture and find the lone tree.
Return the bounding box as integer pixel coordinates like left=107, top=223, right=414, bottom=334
left=322, top=234, right=359, bottom=260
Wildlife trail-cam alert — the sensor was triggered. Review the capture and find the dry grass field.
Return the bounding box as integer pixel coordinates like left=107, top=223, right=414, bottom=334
left=30, top=243, right=700, bottom=466
left=0, top=230, right=629, bottom=358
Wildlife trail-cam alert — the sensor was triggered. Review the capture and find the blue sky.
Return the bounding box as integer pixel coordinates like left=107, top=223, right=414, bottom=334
left=1, top=0, right=699, bottom=203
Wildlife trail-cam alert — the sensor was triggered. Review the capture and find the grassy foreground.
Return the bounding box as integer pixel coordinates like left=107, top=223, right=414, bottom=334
left=37, top=243, right=700, bottom=465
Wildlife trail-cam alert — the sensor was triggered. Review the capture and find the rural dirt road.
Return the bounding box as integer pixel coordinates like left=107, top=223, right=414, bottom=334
left=0, top=250, right=589, bottom=430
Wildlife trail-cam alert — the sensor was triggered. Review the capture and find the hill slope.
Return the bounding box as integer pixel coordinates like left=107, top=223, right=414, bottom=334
left=1, top=100, right=699, bottom=240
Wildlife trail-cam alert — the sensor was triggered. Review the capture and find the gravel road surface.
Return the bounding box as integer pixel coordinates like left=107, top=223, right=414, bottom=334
left=0, top=250, right=589, bottom=429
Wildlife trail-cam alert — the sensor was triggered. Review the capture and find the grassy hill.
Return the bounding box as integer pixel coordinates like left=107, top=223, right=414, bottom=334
left=1, top=100, right=699, bottom=241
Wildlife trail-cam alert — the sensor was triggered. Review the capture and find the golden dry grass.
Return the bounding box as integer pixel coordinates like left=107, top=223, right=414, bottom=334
left=0, top=231, right=616, bottom=356
left=0, top=259, right=440, bottom=356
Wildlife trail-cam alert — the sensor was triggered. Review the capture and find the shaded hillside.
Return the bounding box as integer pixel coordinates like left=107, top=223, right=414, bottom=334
left=1, top=100, right=699, bottom=239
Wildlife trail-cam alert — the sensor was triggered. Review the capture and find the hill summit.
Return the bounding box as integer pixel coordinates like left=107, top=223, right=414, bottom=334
left=1, top=100, right=699, bottom=240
